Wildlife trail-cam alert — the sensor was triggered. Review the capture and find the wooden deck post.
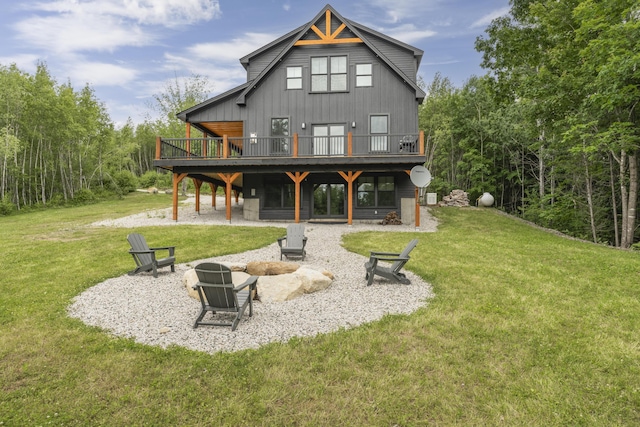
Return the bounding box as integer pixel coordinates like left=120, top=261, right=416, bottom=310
left=293, top=133, right=298, bottom=157
left=223, top=135, right=229, bottom=159
left=172, top=172, right=188, bottom=221
left=338, top=170, right=362, bottom=225
left=208, top=183, right=218, bottom=210
left=186, top=123, right=191, bottom=157
left=347, top=132, right=353, bottom=156
left=194, top=179, right=203, bottom=213
left=415, top=186, right=421, bottom=228
left=286, top=171, right=310, bottom=223
left=155, top=136, right=161, bottom=160
left=219, top=172, right=240, bottom=221
left=419, top=130, right=424, bottom=156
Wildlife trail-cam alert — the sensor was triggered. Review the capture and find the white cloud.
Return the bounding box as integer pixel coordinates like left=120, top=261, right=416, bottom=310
left=471, top=6, right=510, bottom=29
left=283, top=3, right=290, bottom=12
left=30, top=0, right=221, bottom=26
left=386, top=24, right=437, bottom=44
left=14, top=14, right=154, bottom=54
left=66, top=61, right=139, bottom=86
left=0, top=54, right=41, bottom=72
left=14, top=0, right=221, bottom=55
left=184, top=32, right=278, bottom=64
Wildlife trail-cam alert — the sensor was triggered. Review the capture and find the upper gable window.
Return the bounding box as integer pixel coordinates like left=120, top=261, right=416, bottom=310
left=286, top=66, right=302, bottom=90
left=311, top=56, right=347, bottom=92
left=356, top=64, right=372, bottom=87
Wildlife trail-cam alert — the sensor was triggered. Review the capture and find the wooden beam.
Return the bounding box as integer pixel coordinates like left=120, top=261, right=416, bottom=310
left=294, top=38, right=362, bottom=46
left=208, top=183, right=217, bottom=210
left=172, top=172, right=188, bottom=221
left=338, top=170, right=362, bottom=225
left=193, top=179, right=203, bottom=213
left=219, top=172, right=240, bottom=221
left=419, top=130, right=425, bottom=155
left=155, top=136, right=161, bottom=160
left=286, top=171, right=310, bottom=223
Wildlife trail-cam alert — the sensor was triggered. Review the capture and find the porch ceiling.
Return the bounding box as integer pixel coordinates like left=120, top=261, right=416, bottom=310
left=199, top=121, right=243, bottom=138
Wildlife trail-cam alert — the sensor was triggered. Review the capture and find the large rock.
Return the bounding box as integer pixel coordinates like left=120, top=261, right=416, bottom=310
left=257, top=267, right=332, bottom=302
left=183, top=269, right=254, bottom=301
left=246, top=261, right=299, bottom=276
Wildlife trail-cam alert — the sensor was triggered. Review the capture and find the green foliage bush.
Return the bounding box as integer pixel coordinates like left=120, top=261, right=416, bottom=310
left=72, top=188, right=97, bottom=205
left=139, top=170, right=159, bottom=188
left=0, top=193, right=16, bottom=216
left=111, top=170, right=139, bottom=194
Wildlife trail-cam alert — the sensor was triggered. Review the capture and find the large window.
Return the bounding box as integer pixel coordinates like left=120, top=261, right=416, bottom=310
left=356, top=63, right=372, bottom=87
left=370, top=115, right=389, bottom=152
left=271, top=118, right=289, bottom=155
left=357, top=176, right=395, bottom=207
left=311, top=56, right=347, bottom=92
left=286, top=66, right=302, bottom=89
left=264, top=181, right=296, bottom=209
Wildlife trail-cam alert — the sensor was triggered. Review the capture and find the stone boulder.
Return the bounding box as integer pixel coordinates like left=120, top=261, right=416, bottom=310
left=257, top=267, right=333, bottom=303
left=246, top=261, right=299, bottom=276
left=183, top=269, right=254, bottom=301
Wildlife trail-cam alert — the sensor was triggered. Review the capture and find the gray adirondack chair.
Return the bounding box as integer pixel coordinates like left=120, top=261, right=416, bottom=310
left=364, top=239, right=418, bottom=286
left=192, top=262, right=258, bottom=331
left=277, top=224, right=308, bottom=260
left=127, top=233, right=176, bottom=278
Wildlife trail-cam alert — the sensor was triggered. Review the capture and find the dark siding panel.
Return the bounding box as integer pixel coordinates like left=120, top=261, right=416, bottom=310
left=244, top=44, right=419, bottom=141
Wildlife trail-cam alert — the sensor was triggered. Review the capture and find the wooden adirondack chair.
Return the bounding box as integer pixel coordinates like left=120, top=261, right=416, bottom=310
left=192, top=262, right=258, bottom=331
left=127, top=233, right=176, bottom=278
left=277, top=224, right=308, bottom=260
left=364, top=239, right=418, bottom=286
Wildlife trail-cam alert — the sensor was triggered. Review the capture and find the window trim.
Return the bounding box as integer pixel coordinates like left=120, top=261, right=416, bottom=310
left=369, top=114, right=389, bottom=152
left=356, top=175, right=396, bottom=208
left=310, top=55, right=349, bottom=93
left=264, top=180, right=298, bottom=210
left=286, top=66, right=303, bottom=90
left=355, top=63, right=373, bottom=87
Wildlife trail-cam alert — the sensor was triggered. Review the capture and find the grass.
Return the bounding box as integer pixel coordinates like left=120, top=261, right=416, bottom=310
left=2, top=194, right=640, bottom=425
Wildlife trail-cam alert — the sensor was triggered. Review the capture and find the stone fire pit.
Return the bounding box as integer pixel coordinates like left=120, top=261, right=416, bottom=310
left=183, top=261, right=334, bottom=303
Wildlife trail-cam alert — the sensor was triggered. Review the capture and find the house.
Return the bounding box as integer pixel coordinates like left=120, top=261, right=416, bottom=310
left=154, top=4, right=427, bottom=225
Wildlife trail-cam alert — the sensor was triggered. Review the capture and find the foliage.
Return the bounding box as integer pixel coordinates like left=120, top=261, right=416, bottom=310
left=422, top=0, right=640, bottom=247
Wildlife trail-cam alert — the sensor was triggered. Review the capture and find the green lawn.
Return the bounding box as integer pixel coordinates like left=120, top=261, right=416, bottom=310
left=1, top=194, right=639, bottom=426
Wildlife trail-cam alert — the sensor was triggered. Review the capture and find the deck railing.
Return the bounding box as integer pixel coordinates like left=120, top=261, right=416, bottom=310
left=156, top=131, right=424, bottom=160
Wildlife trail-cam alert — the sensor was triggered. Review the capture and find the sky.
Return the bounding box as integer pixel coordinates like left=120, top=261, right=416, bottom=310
left=0, top=0, right=510, bottom=127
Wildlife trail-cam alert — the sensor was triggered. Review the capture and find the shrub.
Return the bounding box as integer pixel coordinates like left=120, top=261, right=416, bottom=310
left=139, top=170, right=159, bottom=188
left=112, top=170, right=139, bottom=194
left=0, top=193, right=16, bottom=216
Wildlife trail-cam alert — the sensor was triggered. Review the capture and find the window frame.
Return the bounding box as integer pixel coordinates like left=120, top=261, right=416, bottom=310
left=356, top=175, right=396, bottom=208
left=310, top=55, right=348, bottom=93
left=286, top=66, right=303, bottom=90
left=355, top=63, right=373, bottom=87
left=369, top=114, right=389, bottom=152
left=264, top=179, right=298, bottom=210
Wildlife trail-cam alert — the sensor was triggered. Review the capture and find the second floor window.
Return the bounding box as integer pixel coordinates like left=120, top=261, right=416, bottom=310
left=356, top=64, right=372, bottom=87
left=311, top=56, right=347, bottom=92
left=287, top=66, right=302, bottom=89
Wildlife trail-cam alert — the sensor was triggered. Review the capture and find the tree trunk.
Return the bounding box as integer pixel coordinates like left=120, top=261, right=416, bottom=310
left=624, top=152, right=638, bottom=248
left=609, top=152, right=619, bottom=247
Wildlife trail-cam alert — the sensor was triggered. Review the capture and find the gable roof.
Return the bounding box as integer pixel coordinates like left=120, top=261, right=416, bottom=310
left=235, top=4, right=425, bottom=104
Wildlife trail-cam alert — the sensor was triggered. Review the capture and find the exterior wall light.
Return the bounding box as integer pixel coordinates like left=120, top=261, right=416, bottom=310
left=301, top=122, right=306, bottom=129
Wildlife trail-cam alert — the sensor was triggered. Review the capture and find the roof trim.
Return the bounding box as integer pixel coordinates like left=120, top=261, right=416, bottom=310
left=176, top=81, right=251, bottom=121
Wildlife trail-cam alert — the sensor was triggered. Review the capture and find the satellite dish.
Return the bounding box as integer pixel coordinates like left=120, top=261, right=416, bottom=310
left=410, top=165, right=432, bottom=188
